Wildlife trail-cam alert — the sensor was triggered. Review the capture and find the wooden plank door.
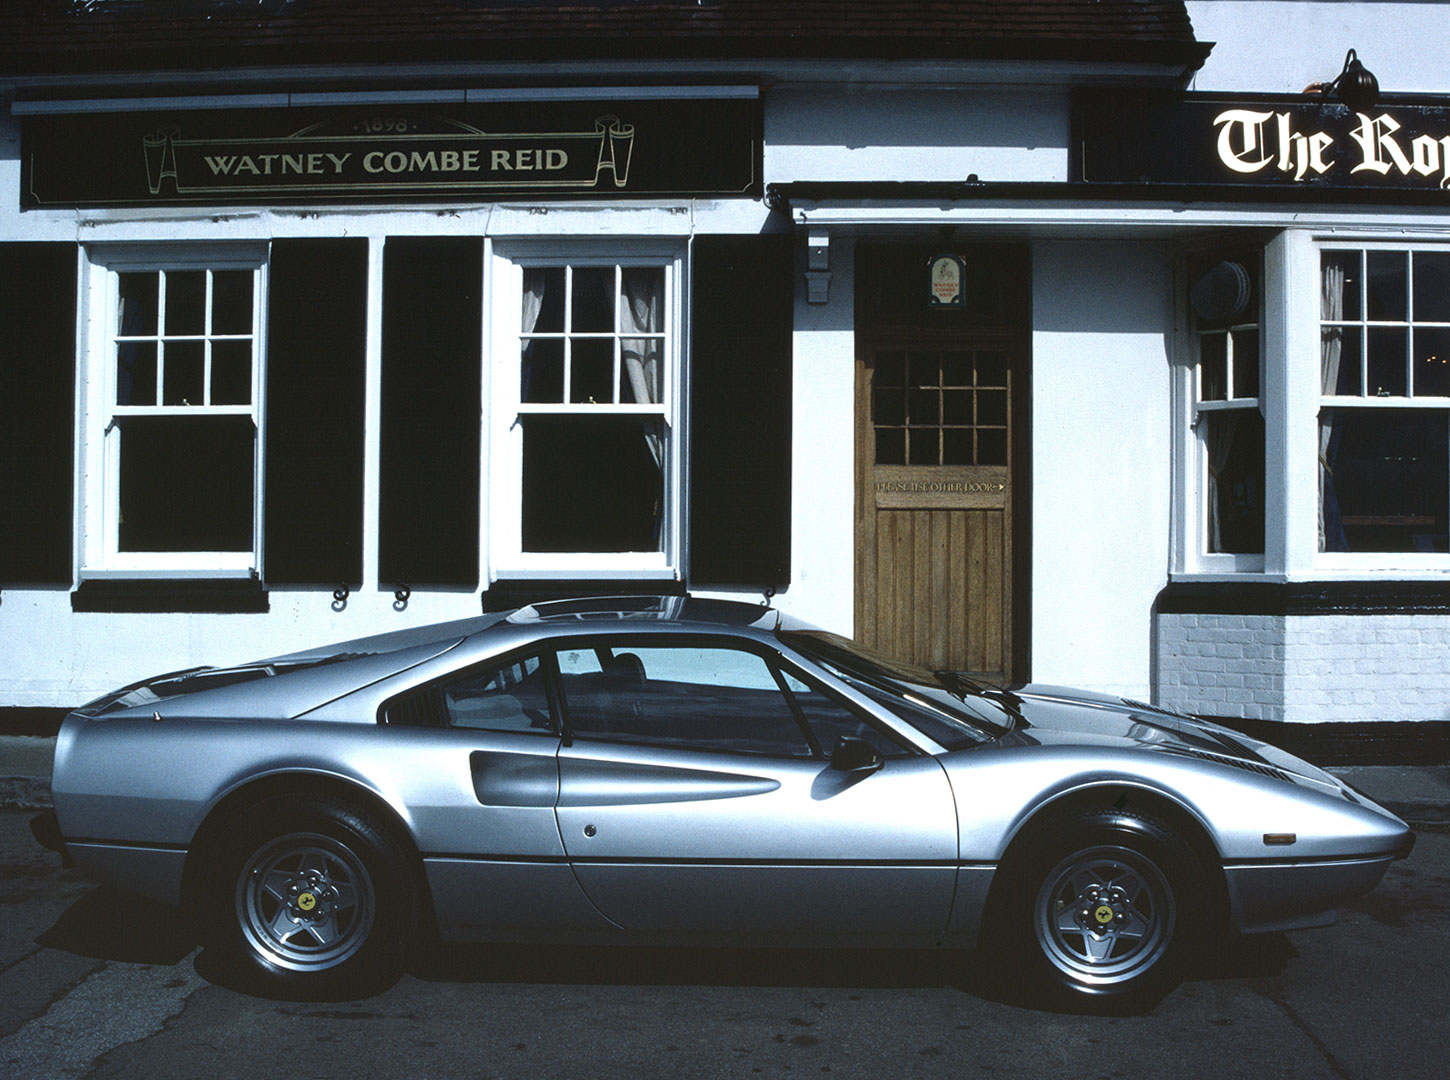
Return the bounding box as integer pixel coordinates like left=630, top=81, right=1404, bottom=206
left=856, top=341, right=1017, bottom=680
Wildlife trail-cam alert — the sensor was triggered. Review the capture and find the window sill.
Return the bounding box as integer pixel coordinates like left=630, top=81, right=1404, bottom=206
left=71, top=578, right=269, bottom=614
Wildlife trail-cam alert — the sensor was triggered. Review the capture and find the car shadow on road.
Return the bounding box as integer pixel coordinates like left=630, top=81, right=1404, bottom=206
left=36, top=884, right=196, bottom=966
left=35, top=882, right=1300, bottom=1012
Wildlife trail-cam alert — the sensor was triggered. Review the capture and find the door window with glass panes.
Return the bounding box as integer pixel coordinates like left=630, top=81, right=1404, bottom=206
left=84, top=253, right=265, bottom=574
left=1319, top=247, right=1450, bottom=556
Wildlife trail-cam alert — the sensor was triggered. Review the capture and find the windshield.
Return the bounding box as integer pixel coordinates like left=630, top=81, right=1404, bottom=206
left=780, top=630, right=1013, bottom=748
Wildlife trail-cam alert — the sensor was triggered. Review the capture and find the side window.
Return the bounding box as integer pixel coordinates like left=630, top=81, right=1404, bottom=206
left=441, top=655, right=555, bottom=733
left=778, top=670, right=908, bottom=758
left=557, top=644, right=811, bottom=757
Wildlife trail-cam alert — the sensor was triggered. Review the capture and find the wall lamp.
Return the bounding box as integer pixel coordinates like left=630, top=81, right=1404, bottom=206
left=1305, top=49, right=1380, bottom=111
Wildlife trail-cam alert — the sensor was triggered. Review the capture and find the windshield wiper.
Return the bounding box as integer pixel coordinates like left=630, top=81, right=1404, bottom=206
left=935, top=671, right=1030, bottom=730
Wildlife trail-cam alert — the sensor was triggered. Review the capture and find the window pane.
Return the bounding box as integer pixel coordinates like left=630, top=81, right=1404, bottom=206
left=571, top=267, right=614, bottom=332
left=874, top=351, right=905, bottom=387
left=570, top=338, right=614, bottom=404
left=976, top=352, right=1008, bottom=387
left=443, top=655, right=553, bottom=733
left=164, top=270, right=206, bottom=335
left=1200, top=332, right=1227, bottom=401
left=908, top=387, right=939, bottom=426
left=874, top=388, right=905, bottom=426
left=1366, top=251, right=1408, bottom=322
left=907, top=427, right=939, bottom=465
left=1366, top=326, right=1408, bottom=396
left=907, top=351, right=937, bottom=389
left=525, top=268, right=565, bottom=333
left=1320, top=408, right=1448, bottom=553
left=1231, top=327, right=1260, bottom=398
left=780, top=670, right=905, bottom=758
left=211, top=270, right=253, bottom=335
left=162, top=340, right=204, bottom=405
left=1413, top=252, right=1450, bottom=323
left=620, top=267, right=664, bottom=332
left=620, top=340, right=662, bottom=404
left=558, top=645, right=811, bottom=756
left=1322, top=326, right=1361, bottom=395
left=1204, top=409, right=1264, bottom=554
left=941, top=389, right=972, bottom=425
left=521, top=415, right=662, bottom=552
left=977, top=389, right=1007, bottom=426
left=117, top=415, right=254, bottom=551
left=521, top=339, right=563, bottom=403
left=117, top=272, right=159, bottom=336
left=875, top=428, right=905, bottom=465
left=942, top=428, right=973, bottom=465
left=116, top=342, right=157, bottom=406
left=211, top=340, right=253, bottom=405
left=1322, top=251, right=1361, bottom=322
left=941, top=352, right=973, bottom=387
left=1416, top=327, right=1450, bottom=397
left=977, top=428, right=1008, bottom=466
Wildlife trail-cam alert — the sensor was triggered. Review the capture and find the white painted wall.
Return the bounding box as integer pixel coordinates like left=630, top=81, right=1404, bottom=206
left=780, top=238, right=858, bottom=638
left=1030, top=241, right=1175, bottom=698
left=1186, top=2, right=1450, bottom=94
left=765, top=86, right=1070, bottom=184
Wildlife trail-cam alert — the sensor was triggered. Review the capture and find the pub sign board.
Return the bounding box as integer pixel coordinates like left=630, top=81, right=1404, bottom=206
left=21, top=98, right=761, bottom=208
left=1075, top=91, right=1450, bottom=197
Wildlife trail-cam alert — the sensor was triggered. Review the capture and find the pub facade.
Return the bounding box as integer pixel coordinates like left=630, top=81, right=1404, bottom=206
left=2, top=1, right=1448, bottom=757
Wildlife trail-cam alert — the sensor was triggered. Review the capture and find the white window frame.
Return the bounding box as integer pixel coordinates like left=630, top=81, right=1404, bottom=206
left=78, top=245, right=268, bottom=579
left=485, top=240, right=684, bottom=581
left=1174, top=230, right=1450, bottom=580
left=1311, top=238, right=1450, bottom=573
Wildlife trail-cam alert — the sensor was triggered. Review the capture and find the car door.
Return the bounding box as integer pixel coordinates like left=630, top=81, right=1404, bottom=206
left=377, top=649, right=615, bottom=936
left=552, top=637, right=958, bottom=940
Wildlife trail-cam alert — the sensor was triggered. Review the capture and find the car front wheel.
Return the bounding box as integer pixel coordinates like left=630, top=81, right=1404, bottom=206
left=993, top=807, right=1208, bottom=1011
left=209, top=795, right=417, bottom=996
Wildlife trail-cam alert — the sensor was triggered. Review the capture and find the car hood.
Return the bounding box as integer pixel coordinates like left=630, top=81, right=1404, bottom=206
left=991, top=683, right=1340, bottom=786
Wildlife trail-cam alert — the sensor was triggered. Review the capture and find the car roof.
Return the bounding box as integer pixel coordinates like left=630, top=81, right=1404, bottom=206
left=510, top=595, right=783, bottom=630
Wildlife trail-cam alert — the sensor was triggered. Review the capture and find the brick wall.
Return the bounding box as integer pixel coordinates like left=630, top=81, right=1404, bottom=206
left=1156, top=612, right=1450, bottom=725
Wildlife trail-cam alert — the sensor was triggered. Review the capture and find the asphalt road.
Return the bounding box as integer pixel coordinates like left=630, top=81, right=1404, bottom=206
left=2, top=809, right=1446, bottom=1080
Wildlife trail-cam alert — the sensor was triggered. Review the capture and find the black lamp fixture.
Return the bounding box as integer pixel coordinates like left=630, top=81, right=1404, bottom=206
left=1307, top=49, right=1380, bottom=111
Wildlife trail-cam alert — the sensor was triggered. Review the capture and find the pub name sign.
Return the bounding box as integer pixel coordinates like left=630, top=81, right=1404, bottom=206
left=1076, top=92, right=1450, bottom=196
left=21, top=98, right=761, bottom=208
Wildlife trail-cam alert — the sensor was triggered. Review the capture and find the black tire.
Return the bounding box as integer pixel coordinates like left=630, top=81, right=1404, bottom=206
left=206, top=795, right=419, bottom=997
left=988, top=807, right=1208, bottom=1012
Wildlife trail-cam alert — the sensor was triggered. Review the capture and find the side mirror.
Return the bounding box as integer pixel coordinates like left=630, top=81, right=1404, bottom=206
left=830, top=735, right=883, bottom=775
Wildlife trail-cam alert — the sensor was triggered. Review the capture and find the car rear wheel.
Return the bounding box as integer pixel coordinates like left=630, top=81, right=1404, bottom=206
left=209, top=795, right=417, bottom=997
left=991, top=807, right=1208, bottom=1011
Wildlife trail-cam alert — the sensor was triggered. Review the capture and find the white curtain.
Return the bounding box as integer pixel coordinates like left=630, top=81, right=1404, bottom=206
left=620, top=269, right=663, bottom=469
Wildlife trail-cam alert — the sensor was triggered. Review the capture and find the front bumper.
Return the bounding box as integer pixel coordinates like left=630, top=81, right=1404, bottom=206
left=1225, top=852, right=1398, bottom=934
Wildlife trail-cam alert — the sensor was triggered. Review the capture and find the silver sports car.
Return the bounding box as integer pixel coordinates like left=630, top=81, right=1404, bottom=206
left=33, top=596, right=1412, bottom=1009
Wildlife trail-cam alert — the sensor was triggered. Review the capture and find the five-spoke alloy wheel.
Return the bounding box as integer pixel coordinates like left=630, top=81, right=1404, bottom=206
left=208, top=795, right=417, bottom=997
left=991, top=806, right=1207, bottom=1011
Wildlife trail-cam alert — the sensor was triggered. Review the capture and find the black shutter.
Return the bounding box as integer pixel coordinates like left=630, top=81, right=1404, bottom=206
left=688, top=233, right=794, bottom=588
left=0, top=244, right=76, bottom=586
left=264, top=239, right=368, bottom=586
left=378, top=236, right=483, bottom=588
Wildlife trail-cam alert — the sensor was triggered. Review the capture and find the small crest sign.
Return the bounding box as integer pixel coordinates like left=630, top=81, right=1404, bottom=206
left=928, top=253, right=966, bottom=308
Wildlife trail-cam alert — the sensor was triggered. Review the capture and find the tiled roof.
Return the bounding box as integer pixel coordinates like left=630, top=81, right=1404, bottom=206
left=1, top=1, right=1209, bottom=77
